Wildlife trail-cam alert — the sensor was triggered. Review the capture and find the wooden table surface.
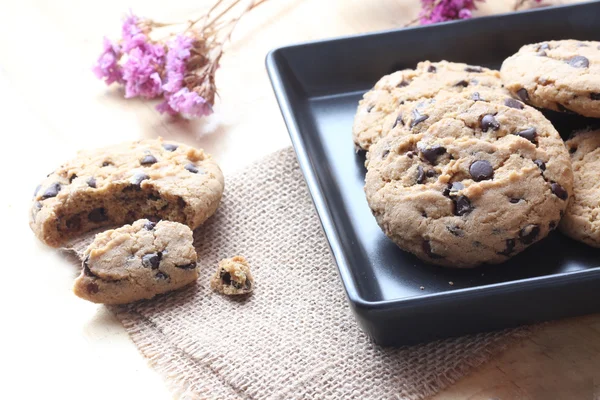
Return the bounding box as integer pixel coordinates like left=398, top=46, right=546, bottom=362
left=2, top=0, right=599, bottom=398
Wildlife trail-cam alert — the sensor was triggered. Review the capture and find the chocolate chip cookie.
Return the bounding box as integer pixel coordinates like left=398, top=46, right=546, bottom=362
left=353, top=61, right=507, bottom=151
left=365, top=91, right=573, bottom=267
left=73, top=219, right=198, bottom=304
left=210, top=256, right=254, bottom=295
left=30, top=138, right=224, bottom=247
left=501, top=40, right=600, bottom=117
left=560, top=130, right=600, bottom=247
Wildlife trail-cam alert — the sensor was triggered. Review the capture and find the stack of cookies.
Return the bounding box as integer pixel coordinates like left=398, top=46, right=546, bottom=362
left=353, top=40, right=600, bottom=268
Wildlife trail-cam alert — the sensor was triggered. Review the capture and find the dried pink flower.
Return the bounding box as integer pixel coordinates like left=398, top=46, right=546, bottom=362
left=122, top=12, right=142, bottom=42
left=167, top=87, right=213, bottom=119
left=122, top=46, right=164, bottom=99
left=94, top=2, right=267, bottom=119
left=420, top=0, right=482, bottom=24
left=162, top=35, right=194, bottom=94
left=93, top=38, right=123, bottom=85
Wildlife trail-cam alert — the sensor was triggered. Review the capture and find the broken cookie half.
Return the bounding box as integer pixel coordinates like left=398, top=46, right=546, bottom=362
left=210, top=256, right=254, bottom=295
left=73, top=219, right=198, bottom=304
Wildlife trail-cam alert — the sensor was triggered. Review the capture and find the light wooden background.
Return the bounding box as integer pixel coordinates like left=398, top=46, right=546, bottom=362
left=2, top=0, right=599, bottom=399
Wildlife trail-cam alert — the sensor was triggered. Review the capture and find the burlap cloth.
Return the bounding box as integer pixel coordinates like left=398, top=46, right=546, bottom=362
left=69, top=147, right=529, bottom=400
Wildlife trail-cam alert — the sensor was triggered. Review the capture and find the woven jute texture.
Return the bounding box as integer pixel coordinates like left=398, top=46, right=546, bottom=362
left=69, top=147, right=527, bottom=400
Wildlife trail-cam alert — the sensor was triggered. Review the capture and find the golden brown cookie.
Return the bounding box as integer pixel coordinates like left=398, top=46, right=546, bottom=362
left=352, top=60, right=507, bottom=150
left=365, top=91, right=573, bottom=267
left=501, top=40, right=600, bottom=117
left=560, top=129, right=600, bottom=247
left=30, top=137, right=224, bottom=247
left=210, top=256, right=254, bottom=295
left=73, top=219, right=198, bottom=304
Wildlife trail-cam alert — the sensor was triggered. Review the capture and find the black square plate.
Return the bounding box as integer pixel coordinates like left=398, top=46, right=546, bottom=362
left=266, top=2, right=600, bottom=345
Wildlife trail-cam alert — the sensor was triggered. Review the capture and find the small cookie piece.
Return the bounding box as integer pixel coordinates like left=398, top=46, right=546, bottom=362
left=560, top=130, right=600, bottom=247
left=73, top=219, right=198, bottom=304
left=353, top=60, right=507, bottom=150
left=210, top=256, right=254, bottom=295
left=30, top=137, right=224, bottom=247
left=501, top=40, right=600, bottom=117
left=365, top=91, right=573, bottom=268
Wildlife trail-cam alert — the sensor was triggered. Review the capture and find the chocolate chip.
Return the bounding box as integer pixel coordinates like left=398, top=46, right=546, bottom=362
left=33, top=184, right=41, bottom=197
left=504, top=98, right=524, bottom=110
left=469, top=160, right=494, bottom=181
left=509, top=198, right=521, bottom=204
left=140, top=154, right=157, bottom=165
left=422, top=240, right=443, bottom=259
left=381, top=150, right=390, bottom=159
left=102, top=161, right=113, bottom=167
left=41, top=183, right=61, bottom=199
left=416, top=166, right=425, bottom=184
left=86, top=282, right=99, bottom=294
left=569, top=147, right=577, bottom=154
left=454, top=195, right=473, bottom=216
left=162, top=143, right=178, bottom=151
left=442, top=182, right=464, bottom=197
left=366, top=105, right=374, bottom=113
left=519, top=224, right=540, bottom=244
left=184, top=163, right=199, bottom=173
left=498, top=239, right=516, bottom=256
left=427, top=65, right=437, bottom=73
left=88, top=208, right=109, bottom=223
left=517, top=88, right=529, bottom=102
left=142, top=253, right=162, bottom=269
left=567, top=55, right=589, bottom=68
left=176, top=262, right=197, bottom=270
left=66, top=215, right=81, bottom=230
left=130, top=172, right=150, bottom=186
left=397, top=80, right=409, bottom=88
left=406, top=151, right=415, bottom=159
left=539, top=43, right=550, bottom=50
left=556, top=103, right=575, bottom=114
left=245, top=279, right=252, bottom=290
left=420, top=145, right=446, bottom=164
left=471, top=92, right=482, bottom=101
left=421, top=211, right=428, bottom=218
left=69, top=174, right=78, bottom=183
left=480, top=114, right=500, bottom=132
left=465, top=66, right=483, bottom=73
left=82, top=255, right=97, bottom=277
left=231, top=280, right=243, bottom=289
left=392, top=113, right=404, bottom=129
left=33, top=201, right=42, bottom=213
left=143, top=220, right=156, bottom=230
left=549, top=221, right=557, bottom=230
left=454, top=80, right=469, bottom=87
left=87, top=177, right=97, bottom=188
left=426, top=169, right=436, bottom=178
left=220, top=270, right=232, bottom=285
left=591, top=93, right=600, bottom=100
left=551, top=182, right=568, bottom=200
left=514, top=127, right=537, bottom=143
left=410, top=109, right=429, bottom=128
left=155, top=271, right=169, bottom=280
left=534, top=159, right=546, bottom=170
left=446, top=225, right=464, bottom=237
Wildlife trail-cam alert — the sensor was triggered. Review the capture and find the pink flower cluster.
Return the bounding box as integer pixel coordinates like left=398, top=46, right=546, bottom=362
left=93, top=13, right=213, bottom=119
left=419, top=0, right=482, bottom=24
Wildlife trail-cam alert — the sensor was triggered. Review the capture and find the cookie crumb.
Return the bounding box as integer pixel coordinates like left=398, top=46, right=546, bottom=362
left=419, top=286, right=425, bottom=290
left=449, top=281, right=454, bottom=286
left=210, top=256, right=254, bottom=295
